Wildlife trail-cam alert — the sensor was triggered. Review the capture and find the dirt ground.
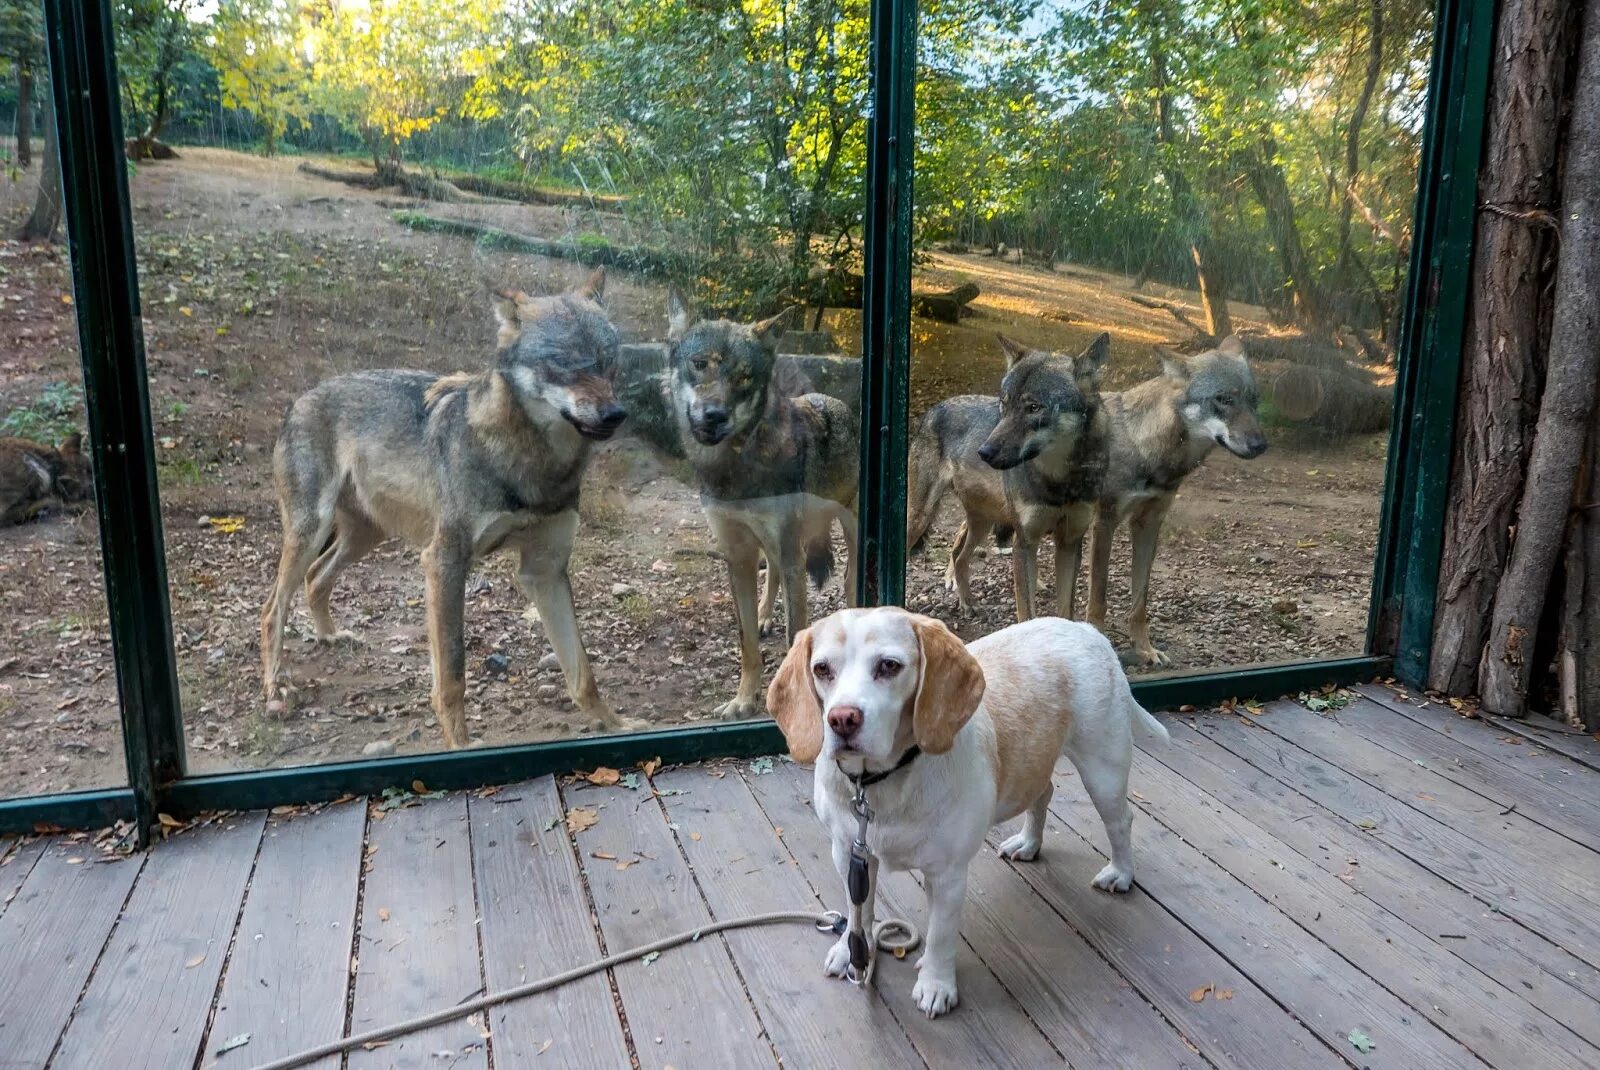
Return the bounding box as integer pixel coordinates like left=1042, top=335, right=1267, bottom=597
left=0, top=148, right=1384, bottom=797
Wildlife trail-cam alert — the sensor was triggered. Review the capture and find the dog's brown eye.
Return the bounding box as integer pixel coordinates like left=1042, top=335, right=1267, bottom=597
left=812, top=662, right=832, bottom=680
left=874, top=657, right=903, bottom=679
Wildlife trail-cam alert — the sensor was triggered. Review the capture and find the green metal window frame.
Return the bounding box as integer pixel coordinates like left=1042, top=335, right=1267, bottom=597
left=0, top=0, right=1492, bottom=841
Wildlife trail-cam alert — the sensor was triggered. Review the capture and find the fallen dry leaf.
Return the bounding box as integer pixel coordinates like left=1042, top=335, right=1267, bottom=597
left=641, top=758, right=662, bottom=777
left=566, top=807, right=599, bottom=834
left=411, top=780, right=429, bottom=794
left=538, top=1039, right=552, bottom=1056
left=592, top=851, right=617, bottom=861
left=1189, top=983, right=1213, bottom=1003
left=586, top=767, right=621, bottom=787
left=186, top=953, right=206, bottom=969
left=689, top=832, right=701, bottom=842
left=616, top=860, right=636, bottom=871
left=1215, top=988, right=1234, bottom=1001
left=378, top=908, right=391, bottom=922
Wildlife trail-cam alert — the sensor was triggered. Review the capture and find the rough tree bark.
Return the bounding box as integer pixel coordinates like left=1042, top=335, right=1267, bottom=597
left=1338, top=0, right=1383, bottom=284
left=1246, top=139, right=1331, bottom=330
left=17, top=65, right=60, bottom=242
left=15, top=58, right=33, bottom=170
left=1479, top=0, right=1600, bottom=717
left=1558, top=422, right=1600, bottom=729
left=1427, top=0, right=1577, bottom=695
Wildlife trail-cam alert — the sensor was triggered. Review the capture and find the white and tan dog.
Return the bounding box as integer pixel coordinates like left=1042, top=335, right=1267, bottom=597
left=767, top=607, right=1168, bottom=1018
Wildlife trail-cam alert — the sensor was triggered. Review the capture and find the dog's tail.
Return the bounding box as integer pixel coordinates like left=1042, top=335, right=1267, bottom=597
left=805, top=537, right=834, bottom=589
left=1122, top=675, right=1170, bottom=746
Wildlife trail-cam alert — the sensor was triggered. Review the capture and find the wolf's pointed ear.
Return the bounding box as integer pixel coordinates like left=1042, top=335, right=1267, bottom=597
left=1155, top=347, right=1191, bottom=382
left=910, top=615, right=985, bottom=755
left=61, top=433, right=83, bottom=455
left=576, top=267, right=606, bottom=305
left=1076, top=332, right=1111, bottom=383
left=996, top=333, right=1031, bottom=370
left=665, top=284, right=694, bottom=343
left=751, top=305, right=796, bottom=348
left=766, top=628, right=822, bottom=763
left=1216, top=334, right=1246, bottom=358
left=493, top=290, right=526, bottom=348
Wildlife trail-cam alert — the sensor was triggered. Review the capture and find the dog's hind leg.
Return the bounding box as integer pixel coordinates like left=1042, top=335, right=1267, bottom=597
left=423, top=532, right=473, bottom=749
left=1069, top=741, right=1136, bottom=893
left=1125, top=497, right=1175, bottom=667
left=518, top=511, right=619, bottom=732
left=947, top=516, right=984, bottom=613
left=305, top=510, right=382, bottom=642
left=998, top=786, right=1051, bottom=861
left=260, top=500, right=336, bottom=700
left=1085, top=505, right=1116, bottom=632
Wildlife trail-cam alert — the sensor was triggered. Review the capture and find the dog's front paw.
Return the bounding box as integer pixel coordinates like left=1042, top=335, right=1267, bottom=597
left=823, top=935, right=852, bottom=978
left=1092, top=862, right=1134, bottom=893
left=997, top=831, right=1041, bottom=862
left=714, top=695, right=761, bottom=721
left=912, top=971, right=959, bottom=1018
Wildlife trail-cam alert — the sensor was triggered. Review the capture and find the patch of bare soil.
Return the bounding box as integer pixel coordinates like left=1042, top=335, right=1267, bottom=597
left=0, top=148, right=1379, bottom=798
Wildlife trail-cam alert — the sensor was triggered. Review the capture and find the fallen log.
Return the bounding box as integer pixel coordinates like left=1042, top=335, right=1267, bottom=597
left=440, top=171, right=628, bottom=211
left=911, top=281, right=980, bottom=323
left=1268, top=363, right=1393, bottom=434
left=391, top=212, right=675, bottom=277
left=298, top=161, right=480, bottom=203
left=1127, top=293, right=1209, bottom=337
left=800, top=271, right=979, bottom=322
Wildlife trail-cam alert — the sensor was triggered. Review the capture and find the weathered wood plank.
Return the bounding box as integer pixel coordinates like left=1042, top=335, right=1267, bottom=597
left=1331, top=697, right=1600, bottom=852
left=996, top=807, right=1341, bottom=1068
left=468, top=780, right=629, bottom=1070
left=1241, top=702, right=1600, bottom=901
left=1151, top=720, right=1600, bottom=1049
left=1194, top=715, right=1600, bottom=972
left=1353, top=684, right=1600, bottom=802
left=202, top=801, right=366, bottom=1070
left=1126, top=747, right=1600, bottom=1069
left=0, top=837, right=46, bottom=919
left=53, top=815, right=266, bottom=1070
left=654, top=766, right=924, bottom=1070
left=348, top=794, right=487, bottom=1070
left=569, top=776, right=772, bottom=1070
left=751, top=760, right=1186, bottom=1069
left=0, top=844, right=141, bottom=1067
left=1046, top=774, right=1469, bottom=1070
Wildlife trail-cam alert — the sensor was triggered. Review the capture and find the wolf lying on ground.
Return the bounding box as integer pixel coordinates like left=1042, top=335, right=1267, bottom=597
left=0, top=433, right=93, bottom=527
left=259, top=269, right=629, bottom=747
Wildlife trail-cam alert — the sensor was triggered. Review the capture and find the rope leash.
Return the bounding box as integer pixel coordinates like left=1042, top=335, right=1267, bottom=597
left=250, top=908, right=920, bottom=1070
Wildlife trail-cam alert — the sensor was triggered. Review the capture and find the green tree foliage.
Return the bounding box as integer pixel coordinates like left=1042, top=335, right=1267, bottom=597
left=206, top=0, right=309, bottom=156
left=115, top=0, right=205, bottom=157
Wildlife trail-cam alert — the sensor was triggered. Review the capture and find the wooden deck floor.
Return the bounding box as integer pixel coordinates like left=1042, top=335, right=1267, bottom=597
left=3, top=684, right=1599, bottom=1070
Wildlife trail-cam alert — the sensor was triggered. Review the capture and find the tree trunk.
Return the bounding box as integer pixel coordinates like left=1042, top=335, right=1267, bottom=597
left=17, top=69, right=60, bottom=242
left=1479, top=0, right=1600, bottom=717
left=1338, top=0, right=1384, bottom=282
left=1558, top=422, right=1600, bottom=729
left=1191, top=240, right=1232, bottom=337
left=1428, top=0, right=1577, bottom=693
left=15, top=59, right=34, bottom=170
left=1247, top=141, right=1330, bottom=329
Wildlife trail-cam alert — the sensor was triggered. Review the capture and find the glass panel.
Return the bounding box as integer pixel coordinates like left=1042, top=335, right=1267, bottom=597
left=1, top=16, right=125, bottom=797
left=909, top=0, right=1430, bottom=673
left=110, top=0, right=865, bottom=771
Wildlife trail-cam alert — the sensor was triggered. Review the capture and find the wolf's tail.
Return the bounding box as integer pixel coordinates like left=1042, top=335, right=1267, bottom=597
left=805, top=538, right=835, bottom=589
left=906, top=425, right=950, bottom=556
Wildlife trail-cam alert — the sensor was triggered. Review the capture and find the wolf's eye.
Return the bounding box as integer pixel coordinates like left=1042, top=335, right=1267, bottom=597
left=812, top=662, right=832, bottom=681
left=691, top=357, right=709, bottom=372
left=1216, top=394, right=1235, bottom=407
left=1025, top=400, right=1044, bottom=415
left=874, top=657, right=903, bottom=680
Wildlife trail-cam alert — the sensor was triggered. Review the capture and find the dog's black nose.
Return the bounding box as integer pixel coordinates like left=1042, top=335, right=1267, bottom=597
left=700, top=405, right=728, bottom=428
left=827, top=705, right=863, bottom=739
left=598, top=404, right=627, bottom=429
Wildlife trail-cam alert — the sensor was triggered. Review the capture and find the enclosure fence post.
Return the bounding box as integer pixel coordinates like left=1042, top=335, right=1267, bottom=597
left=44, top=0, right=187, bottom=844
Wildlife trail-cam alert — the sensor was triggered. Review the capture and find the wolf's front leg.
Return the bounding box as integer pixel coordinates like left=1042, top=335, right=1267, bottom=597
left=519, top=511, right=618, bottom=731
left=423, top=534, right=472, bottom=749
left=824, top=838, right=878, bottom=978
left=1010, top=536, right=1039, bottom=622
left=713, top=522, right=764, bottom=720
left=1085, top=506, right=1115, bottom=632
left=913, top=864, right=968, bottom=1018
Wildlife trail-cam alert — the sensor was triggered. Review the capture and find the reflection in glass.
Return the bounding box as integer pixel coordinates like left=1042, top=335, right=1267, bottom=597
left=908, top=0, right=1429, bottom=672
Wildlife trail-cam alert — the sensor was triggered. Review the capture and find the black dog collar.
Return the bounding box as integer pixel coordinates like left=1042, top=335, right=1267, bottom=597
left=842, top=745, right=922, bottom=789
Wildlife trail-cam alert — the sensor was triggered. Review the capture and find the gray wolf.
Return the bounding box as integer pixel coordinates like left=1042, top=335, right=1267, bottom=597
left=905, top=333, right=1110, bottom=620
left=0, top=433, right=92, bottom=527
left=666, top=286, right=859, bottom=720
left=259, top=269, right=627, bottom=747
left=767, top=606, right=1168, bottom=1017
left=1085, top=335, right=1268, bottom=666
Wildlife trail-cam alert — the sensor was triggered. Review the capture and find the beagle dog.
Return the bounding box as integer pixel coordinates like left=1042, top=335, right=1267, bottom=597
left=767, top=607, right=1168, bottom=1018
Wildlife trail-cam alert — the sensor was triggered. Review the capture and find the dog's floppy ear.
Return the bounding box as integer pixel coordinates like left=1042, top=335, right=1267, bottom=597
left=766, top=627, right=823, bottom=763
left=1216, top=334, right=1246, bottom=358
left=751, top=305, right=796, bottom=348
left=1155, top=346, right=1191, bottom=382
left=575, top=267, right=606, bottom=305
left=665, top=285, right=694, bottom=343
left=910, top=615, right=985, bottom=755
left=996, top=333, right=1031, bottom=370
left=1075, top=331, right=1111, bottom=385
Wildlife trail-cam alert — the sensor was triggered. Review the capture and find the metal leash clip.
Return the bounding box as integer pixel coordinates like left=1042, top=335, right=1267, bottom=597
left=846, top=783, right=874, bottom=986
